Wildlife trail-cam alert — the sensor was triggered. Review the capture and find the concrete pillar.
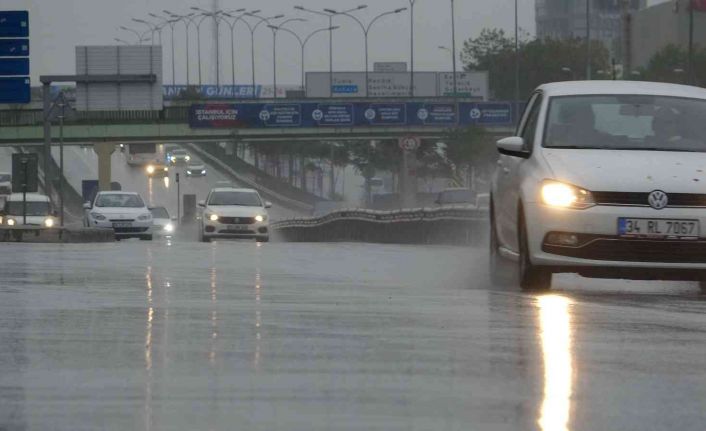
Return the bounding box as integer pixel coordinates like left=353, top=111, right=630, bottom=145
left=93, top=143, right=115, bottom=191
left=400, top=150, right=418, bottom=209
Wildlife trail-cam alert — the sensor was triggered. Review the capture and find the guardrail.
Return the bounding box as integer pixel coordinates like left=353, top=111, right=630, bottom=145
left=272, top=206, right=488, bottom=245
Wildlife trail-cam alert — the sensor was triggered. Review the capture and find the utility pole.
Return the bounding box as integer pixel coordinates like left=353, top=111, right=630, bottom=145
left=688, top=1, right=695, bottom=85
left=451, top=0, right=457, bottom=97
left=586, top=0, right=592, bottom=80
left=514, top=0, right=520, bottom=124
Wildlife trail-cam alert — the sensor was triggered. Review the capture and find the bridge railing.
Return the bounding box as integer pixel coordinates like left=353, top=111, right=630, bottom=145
left=0, top=107, right=190, bottom=127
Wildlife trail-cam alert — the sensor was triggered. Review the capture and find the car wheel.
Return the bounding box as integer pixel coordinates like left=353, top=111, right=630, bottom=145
left=518, top=209, right=552, bottom=292
left=489, top=201, right=511, bottom=286
left=256, top=236, right=270, bottom=243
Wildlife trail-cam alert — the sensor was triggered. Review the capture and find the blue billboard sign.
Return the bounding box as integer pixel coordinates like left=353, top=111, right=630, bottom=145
left=0, top=58, right=28, bottom=76
left=190, top=101, right=515, bottom=129
left=0, top=77, right=30, bottom=103
left=0, top=38, right=29, bottom=57
left=0, top=11, right=29, bottom=38
left=459, top=102, right=513, bottom=125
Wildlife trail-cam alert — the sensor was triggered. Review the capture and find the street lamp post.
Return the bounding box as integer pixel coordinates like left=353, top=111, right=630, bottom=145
left=221, top=11, right=250, bottom=87
left=295, top=5, right=367, bottom=98
left=408, top=0, right=419, bottom=97
left=450, top=0, right=457, bottom=97
left=324, top=7, right=406, bottom=97
left=148, top=14, right=178, bottom=85
left=114, top=38, right=130, bottom=45
left=192, top=8, right=229, bottom=87
left=132, top=18, right=160, bottom=46
left=164, top=11, right=199, bottom=86
left=119, top=26, right=149, bottom=44
left=586, top=0, right=592, bottom=80
left=243, top=13, right=285, bottom=99
left=270, top=25, right=339, bottom=90
left=268, top=18, right=306, bottom=99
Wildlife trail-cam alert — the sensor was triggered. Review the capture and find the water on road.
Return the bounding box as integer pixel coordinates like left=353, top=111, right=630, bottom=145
left=1, top=240, right=706, bottom=431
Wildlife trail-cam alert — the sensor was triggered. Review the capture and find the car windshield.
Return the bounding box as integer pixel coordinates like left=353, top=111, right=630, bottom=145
left=440, top=190, right=475, bottom=204
left=208, top=191, right=261, bottom=206
left=172, top=150, right=187, bottom=155
left=5, top=201, right=50, bottom=216
left=95, top=194, right=144, bottom=208
left=0, top=174, right=10, bottom=182
left=149, top=207, right=169, bottom=218
left=544, top=95, right=706, bottom=152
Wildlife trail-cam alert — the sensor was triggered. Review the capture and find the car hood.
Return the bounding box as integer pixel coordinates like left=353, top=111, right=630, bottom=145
left=542, top=149, right=706, bottom=193
left=206, top=205, right=265, bottom=217
left=92, top=207, right=149, bottom=219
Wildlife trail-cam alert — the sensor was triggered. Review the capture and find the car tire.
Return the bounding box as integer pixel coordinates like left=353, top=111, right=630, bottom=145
left=256, top=236, right=270, bottom=243
left=489, top=201, right=511, bottom=286
left=518, top=209, right=552, bottom=292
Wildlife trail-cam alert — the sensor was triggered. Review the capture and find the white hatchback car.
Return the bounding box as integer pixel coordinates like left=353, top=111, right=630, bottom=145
left=84, top=191, right=153, bottom=240
left=198, top=188, right=271, bottom=243
left=491, top=81, right=706, bottom=291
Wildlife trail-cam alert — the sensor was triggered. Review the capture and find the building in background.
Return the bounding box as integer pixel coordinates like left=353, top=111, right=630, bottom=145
left=630, top=0, right=706, bottom=69
left=536, top=0, right=646, bottom=58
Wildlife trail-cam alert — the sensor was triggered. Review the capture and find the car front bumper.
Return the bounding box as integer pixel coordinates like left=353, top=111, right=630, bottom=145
left=202, top=220, right=269, bottom=239
left=525, top=202, right=706, bottom=270
left=90, top=219, right=153, bottom=237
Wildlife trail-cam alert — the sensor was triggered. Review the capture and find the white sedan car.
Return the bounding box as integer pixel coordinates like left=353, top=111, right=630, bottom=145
left=491, top=81, right=706, bottom=291
left=198, top=187, right=271, bottom=243
left=84, top=191, right=153, bottom=240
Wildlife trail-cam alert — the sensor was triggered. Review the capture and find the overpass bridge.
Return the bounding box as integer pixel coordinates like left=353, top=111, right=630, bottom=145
left=0, top=98, right=516, bottom=146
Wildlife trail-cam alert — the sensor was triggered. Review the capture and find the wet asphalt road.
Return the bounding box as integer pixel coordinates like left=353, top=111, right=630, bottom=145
left=1, top=240, right=706, bottom=431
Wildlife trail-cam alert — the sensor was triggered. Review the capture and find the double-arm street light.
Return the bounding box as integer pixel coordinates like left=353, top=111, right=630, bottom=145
left=294, top=5, right=367, bottom=97
left=191, top=7, right=231, bottom=86
left=163, top=11, right=201, bottom=86
left=269, top=25, right=339, bottom=89
left=221, top=10, right=252, bottom=87
left=119, top=26, right=150, bottom=45
left=269, top=18, right=306, bottom=98
left=114, top=38, right=131, bottom=45
left=324, top=7, right=406, bottom=97
left=145, top=13, right=179, bottom=85
left=242, top=12, right=285, bottom=98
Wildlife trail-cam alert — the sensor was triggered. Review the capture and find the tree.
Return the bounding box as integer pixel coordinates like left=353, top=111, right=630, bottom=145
left=461, top=29, right=611, bottom=100
left=638, top=44, right=706, bottom=85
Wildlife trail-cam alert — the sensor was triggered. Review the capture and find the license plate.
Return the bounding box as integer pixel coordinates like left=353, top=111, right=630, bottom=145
left=112, top=222, right=132, bottom=228
left=228, top=225, right=248, bottom=231
left=618, top=218, right=699, bottom=239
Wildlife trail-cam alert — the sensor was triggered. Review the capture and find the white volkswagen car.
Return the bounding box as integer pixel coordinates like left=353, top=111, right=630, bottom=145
left=84, top=191, right=153, bottom=240
left=198, top=187, right=271, bottom=243
left=491, top=81, right=706, bottom=291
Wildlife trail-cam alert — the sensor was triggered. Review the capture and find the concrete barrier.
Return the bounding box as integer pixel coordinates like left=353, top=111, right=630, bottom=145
left=0, top=227, right=115, bottom=243
left=272, top=206, right=488, bottom=245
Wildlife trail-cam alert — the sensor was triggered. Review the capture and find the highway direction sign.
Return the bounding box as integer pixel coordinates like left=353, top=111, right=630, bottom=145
left=0, top=77, right=30, bottom=103
left=0, top=11, right=29, bottom=37
left=0, top=58, right=29, bottom=76
left=0, top=38, right=29, bottom=57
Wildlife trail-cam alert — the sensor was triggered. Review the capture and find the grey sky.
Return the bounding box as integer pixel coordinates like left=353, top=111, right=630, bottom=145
left=7, top=0, right=666, bottom=86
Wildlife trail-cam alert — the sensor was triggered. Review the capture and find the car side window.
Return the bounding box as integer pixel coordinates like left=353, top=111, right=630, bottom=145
left=520, top=94, right=543, bottom=149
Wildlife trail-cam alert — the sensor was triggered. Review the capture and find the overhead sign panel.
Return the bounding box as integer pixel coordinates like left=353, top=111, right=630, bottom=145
left=0, top=38, right=29, bottom=57
left=0, top=58, right=28, bottom=76
left=190, top=102, right=514, bottom=129
left=374, top=62, right=407, bottom=72
left=438, top=72, right=489, bottom=99
left=0, top=77, right=29, bottom=103
left=0, top=11, right=29, bottom=38
left=75, top=45, right=163, bottom=111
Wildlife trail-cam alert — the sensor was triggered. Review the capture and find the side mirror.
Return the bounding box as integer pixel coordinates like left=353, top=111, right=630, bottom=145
left=197, top=200, right=206, bottom=208
left=264, top=201, right=273, bottom=209
left=496, top=137, right=530, bottom=158
left=83, top=202, right=92, bottom=210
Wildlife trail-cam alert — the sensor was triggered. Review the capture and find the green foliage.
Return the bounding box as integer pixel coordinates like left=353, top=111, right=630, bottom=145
left=637, top=44, right=706, bottom=85
left=461, top=29, right=611, bottom=100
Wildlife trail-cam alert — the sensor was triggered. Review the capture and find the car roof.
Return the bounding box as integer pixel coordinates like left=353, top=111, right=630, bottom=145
left=211, top=187, right=258, bottom=193
left=7, top=193, right=50, bottom=202
left=97, top=191, right=140, bottom=196
left=537, top=80, right=706, bottom=99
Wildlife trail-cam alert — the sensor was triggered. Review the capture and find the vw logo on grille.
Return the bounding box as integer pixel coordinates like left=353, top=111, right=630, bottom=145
left=648, top=190, right=669, bottom=210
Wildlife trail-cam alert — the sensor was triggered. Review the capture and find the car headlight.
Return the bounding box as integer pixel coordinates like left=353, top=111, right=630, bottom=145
left=164, top=223, right=174, bottom=233
left=255, top=215, right=266, bottom=222
left=164, top=166, right=169, bottom=172
left=170, top=156, right=176, bottom=162
left=6, top=218, right=15, bottom=226
left=201, top=170, right=206, bottom=174
left=208, top=213, right=219, bottom=222
left=90, top=212, right=107, bottom=221
left=185, top=155, right=191, bottom=161
left=186, top=170, right=192, bottom=174
left=146, top=165, right=155, bottom=174
left=138, top=213, right=152, bottom=221
left=44, top=218, right=55, bottom=228
left=541, top=180, right=595, bottom=209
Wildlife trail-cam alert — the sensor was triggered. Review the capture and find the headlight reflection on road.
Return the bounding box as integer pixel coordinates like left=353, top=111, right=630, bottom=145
left=537, top=295, right=573, bottom=431
left=163, top=176, right=170, bottom=189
